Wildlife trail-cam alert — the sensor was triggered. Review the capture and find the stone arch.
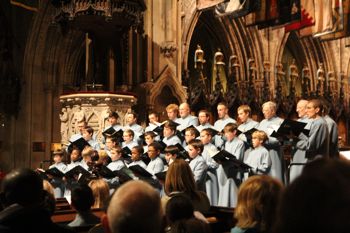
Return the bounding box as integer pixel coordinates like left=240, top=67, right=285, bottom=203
left=149, top=66, right=187, bottom=105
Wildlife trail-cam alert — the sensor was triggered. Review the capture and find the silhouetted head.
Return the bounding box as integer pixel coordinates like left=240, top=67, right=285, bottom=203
left=1, top=168, right=43, bottom=207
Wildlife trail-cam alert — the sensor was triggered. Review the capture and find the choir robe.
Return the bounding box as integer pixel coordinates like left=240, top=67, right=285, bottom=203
left=49, top=162, right=67, bottom=198
left=189, top=155, right=208, bottom=192
left=202, top=143, right=219, bottom=206
left=323, top=115, right=339, bottom=158
left=214, top=117, right=236, bottom=149
left=124, top=123, right=144, bottom=143
left=106, top=159, right=126, bottom=191
left=238, top=118, right=259, bottom=145
left=289, top=117, right=312, bottom=183
left=238, top=118, right=259, bottom=162
left=64, top=160, right=84, bottom=202
left=290, top=117, right=329, bottom=182
left=177, top=115, right=199, bottom=131
left=216, top=137, right=244, bottom=208
left=128, top=160, right=147, bottom=169
left=146, top=156, right=164, bottom=175
left=122, top=141, right=139, bottom=151
left=257, top=116, right=284, bottom=182
left=163, top=134, right=182, bottom=146
left=245, top=146, right=271, bottom=175
left=196, top=123, right=214, bottom=133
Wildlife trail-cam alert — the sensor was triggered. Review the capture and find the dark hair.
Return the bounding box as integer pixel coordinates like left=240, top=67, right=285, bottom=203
left=84, top=126, right=94, bottom=135
left=144, top=131, right=157, bottom=138
left=132, top=145, right=144, bottom=155
left=71, top=184, right=95, bottom=212
left=164, top=145, right=180, bottom=156
left=109, top=111, right=119, bottom=119
left=188, top=139, right=203, bottom=154
left=149, top=142, right=162, bottom=152
left=273, top=158, right=350, bottom=233
left=166, top=193, right=194, bottom=224
left=1, top=168, right=43, bottom=207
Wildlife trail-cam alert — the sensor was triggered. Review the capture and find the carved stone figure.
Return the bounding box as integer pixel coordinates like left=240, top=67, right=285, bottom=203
left=60, top=107, right=69, bottom=143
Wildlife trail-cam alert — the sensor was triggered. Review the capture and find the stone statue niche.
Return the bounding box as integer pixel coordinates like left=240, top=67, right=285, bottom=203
left=59, top=93, right=137, bottom=146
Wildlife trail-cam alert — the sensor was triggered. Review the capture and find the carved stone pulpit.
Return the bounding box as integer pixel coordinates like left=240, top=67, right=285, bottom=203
left=59, top=93, right=137, bottom=146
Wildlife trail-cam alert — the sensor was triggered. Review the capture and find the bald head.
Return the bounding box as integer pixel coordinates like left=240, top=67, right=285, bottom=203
left=296, top=99, right=309, bottom=118
left=106, top=181, right=162, bottom=233
left=179, top=103, right=191, bottom=118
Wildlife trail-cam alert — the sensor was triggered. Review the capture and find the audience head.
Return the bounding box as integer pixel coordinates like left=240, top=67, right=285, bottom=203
left=262, top=101, right=277, bottom=120
left=166, top=193, right=194, bottom=224
left=235, top=175, right=283, bottom=233
left=88, top=179, right=110, bottom=210
left=237, top=105, right=252, bottom=123
left=165, top=159, right=197, bottom=199
left=273, top=158, right=350, bottom=233
left=1, top=168, right=44, bottom=207
left=166, top=104, right=179, bottom=120
left=71, top=184, right=95, bottom=212
left=169, top=218, right=211, bottom=233
left=296, top=99, right=309, bottom=118
left=103, top=180, right=163, bottom=233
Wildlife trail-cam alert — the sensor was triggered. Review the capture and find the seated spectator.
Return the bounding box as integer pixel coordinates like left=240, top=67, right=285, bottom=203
left=68, top=184, right=100, bottom=227
left=169, top=218, right=211, bottom=233
left=273, top=158, right=350, bottom=233
left=231, top=175, right=283, bottom=233
left=163, top=159, right=210, bottom=214
left=102, top=180, right=163, bottom=233
left=88, top=179, right=110, bottom=210
left=0, top=168, right=74, bottom=233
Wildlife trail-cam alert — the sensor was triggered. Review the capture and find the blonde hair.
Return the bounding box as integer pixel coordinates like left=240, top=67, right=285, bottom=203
left=82, top=146, right=95, bottom=158
left=234, top=175, right=283, bottom=232
left=88, top=179, right=110, bottom=209
left=262, top=101, right=277, bottom=112
left=237, top=105, right=252, bottom=114
left=252, top=130, right=268, bottom=143
left=166, top=104, right=179, bottom=114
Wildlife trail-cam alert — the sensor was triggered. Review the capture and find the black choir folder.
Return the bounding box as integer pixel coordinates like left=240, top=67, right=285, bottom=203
left=212, top=150, right=251, bottom=172
left=37, top=165, right=91, bottom=181
left=270, top=119, right=309, bottom=139
left=128, top=165, right=153, bottom=178
left=68, top=137, right=90, bottom=153
left=102, top=127, right=124, bottom=141
left=99, top=166, right=134, bottom=183
left=64, top=165, right=91, bottom=180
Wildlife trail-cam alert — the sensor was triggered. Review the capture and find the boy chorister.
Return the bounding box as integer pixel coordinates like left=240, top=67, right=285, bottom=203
left=188, top=139, right=208, bottom=192
left=245, top=130, right=271, bottom=176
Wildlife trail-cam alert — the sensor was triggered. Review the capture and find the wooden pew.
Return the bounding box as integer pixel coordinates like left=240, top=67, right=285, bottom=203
left=51, top=208, right=104, bottom=224
left=204, top=206, right=236, bottom=233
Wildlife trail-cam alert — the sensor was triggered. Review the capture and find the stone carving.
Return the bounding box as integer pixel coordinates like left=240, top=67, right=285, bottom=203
left=60, top=93, right=137, bottom=146
left=59, top=108, right=69, bottom=143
